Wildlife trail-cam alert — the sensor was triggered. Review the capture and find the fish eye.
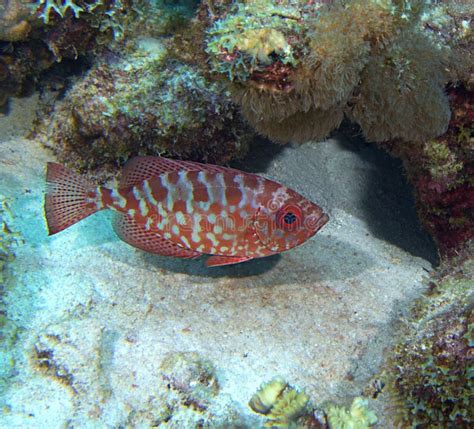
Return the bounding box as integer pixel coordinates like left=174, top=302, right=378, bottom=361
left=276, top=205, right=303, bottom=231
left=283, top=212, right=297, bottom=225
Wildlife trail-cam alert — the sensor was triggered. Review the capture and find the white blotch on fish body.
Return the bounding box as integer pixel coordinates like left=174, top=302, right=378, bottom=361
left=143, top=179, right=158, bottom=207
left=234, top=175, right=247, bottom=208
left=132, top=186, right=146, bottom=216
left=178, top=170, right=194, bottom=213
left=161, top=174, right=174, bottom=211
left=111, top=188, right=127, bottom=209
left=176, top=211, right=186, bottom=225
left=208, top=213, right=216, bottom=224
left=206, top=232, right=219, bottom=247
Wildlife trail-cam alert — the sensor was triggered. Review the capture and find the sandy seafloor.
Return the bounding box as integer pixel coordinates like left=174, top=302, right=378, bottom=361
left=0, top=96, right=437, bottom=427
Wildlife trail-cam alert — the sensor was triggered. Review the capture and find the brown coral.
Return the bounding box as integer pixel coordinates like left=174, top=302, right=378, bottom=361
left=245, top=104, right=344, bottom=144
left=351, top=32, right=451, bottom=143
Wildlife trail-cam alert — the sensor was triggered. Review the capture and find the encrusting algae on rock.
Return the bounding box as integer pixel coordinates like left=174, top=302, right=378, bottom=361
left=34, top=0, right=254, bottom=175
left=205, top=1, right=302, bottom=82
left=38, top=48, right=253, bottom=174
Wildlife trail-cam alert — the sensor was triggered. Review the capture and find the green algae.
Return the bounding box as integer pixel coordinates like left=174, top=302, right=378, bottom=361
left=424, top=140, right=464, bottom=184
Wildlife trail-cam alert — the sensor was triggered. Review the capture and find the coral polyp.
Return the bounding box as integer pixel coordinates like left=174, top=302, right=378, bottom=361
left=326, top=397, right=377, bottom=429
left=35, top=0, right=85, bottom=24
left=205, top=0, right=304, bottom=81
left=249, top=378, right=287, bottom=414
left=249, top=378, right=310, bottom=427
left=350, top=32, right=451, bottom=142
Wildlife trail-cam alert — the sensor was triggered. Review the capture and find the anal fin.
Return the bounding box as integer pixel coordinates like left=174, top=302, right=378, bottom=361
left=113, top=214, right=201, bottom=259
left=206, top=255, right=253, bottom=267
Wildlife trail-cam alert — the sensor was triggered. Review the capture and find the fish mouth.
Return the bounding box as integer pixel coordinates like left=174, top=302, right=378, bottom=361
left=310, top=213, right=329, bottom=235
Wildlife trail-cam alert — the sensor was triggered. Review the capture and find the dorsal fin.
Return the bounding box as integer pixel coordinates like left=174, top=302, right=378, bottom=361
left=119, top=156, right=197, bottom=187
left=113, top=214, right=201, bottom=259
left=178, top=159, right=250, bottom=176
left=119, top=156, right=252, bottom=188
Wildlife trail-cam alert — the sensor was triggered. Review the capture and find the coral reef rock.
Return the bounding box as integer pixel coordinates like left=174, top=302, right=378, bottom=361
left=388, top=253, right=474, bottom=427
left=204, top=0, right=469, bottom=145
left=37, top=36, right=253, bottom=176
left=0, top=0, right=129, bottom=112
left=380, top=83, right=474, bottom=258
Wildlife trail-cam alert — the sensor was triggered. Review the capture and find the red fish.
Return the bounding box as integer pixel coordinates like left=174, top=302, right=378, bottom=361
left=44, top=156, right=328, bottom=267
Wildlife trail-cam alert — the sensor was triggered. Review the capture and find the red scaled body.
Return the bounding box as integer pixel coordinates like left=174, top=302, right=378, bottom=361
left=44, top=156, right=328, bottom=267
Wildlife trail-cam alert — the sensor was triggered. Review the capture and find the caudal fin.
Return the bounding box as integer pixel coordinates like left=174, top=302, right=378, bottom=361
left=44, top=162, right=102, bottom=235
